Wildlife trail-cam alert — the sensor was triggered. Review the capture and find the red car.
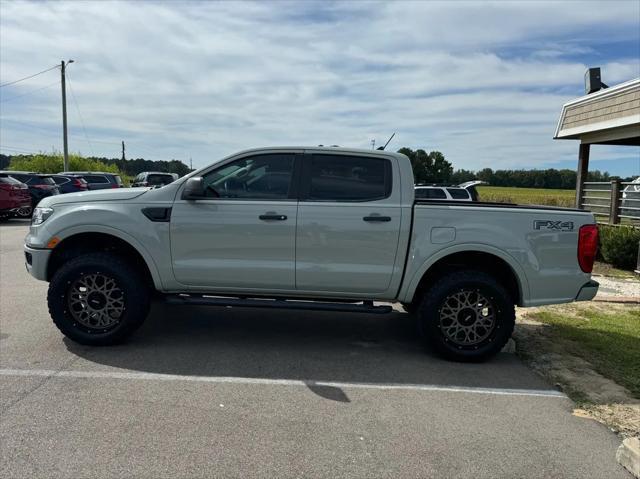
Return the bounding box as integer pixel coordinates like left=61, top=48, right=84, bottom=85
left=0, top=174, right=31, bottom=219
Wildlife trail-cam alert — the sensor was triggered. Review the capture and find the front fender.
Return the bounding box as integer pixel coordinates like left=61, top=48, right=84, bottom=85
left=50, top=224, right=164, bottom=290
left=398, top=243, right=530, bottom=305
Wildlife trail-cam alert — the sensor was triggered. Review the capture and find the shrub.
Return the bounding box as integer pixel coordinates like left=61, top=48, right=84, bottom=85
left=598, top=225, right=640, bottom=270
left=8, top=153, right=121, bottom=175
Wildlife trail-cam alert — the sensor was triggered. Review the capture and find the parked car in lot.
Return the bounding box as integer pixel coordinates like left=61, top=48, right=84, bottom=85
left=131, top=171, right=178, bottom=188
left=415, top=181, right=486, bottom=202
left=0, top=171, right=60, bottom=217
left=58, top=171, right=124, bottom=190
left=0, top=174, right=31, bottom=219
left=50, top=174, right=89, bottom=194
left=621, top=176, right=640, bottom=220
left=25, top=146, right=599, bottom=362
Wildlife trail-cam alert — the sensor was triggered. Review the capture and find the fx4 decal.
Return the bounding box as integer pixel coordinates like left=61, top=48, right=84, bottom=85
left=534, top=220, right=574, bottom=231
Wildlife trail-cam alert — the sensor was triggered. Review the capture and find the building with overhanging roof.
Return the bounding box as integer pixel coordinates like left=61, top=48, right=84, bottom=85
left=554, top=75, right=640, bottom=207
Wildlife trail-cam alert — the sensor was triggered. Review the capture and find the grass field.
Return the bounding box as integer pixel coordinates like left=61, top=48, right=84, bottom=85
left=529, top=304, right=640, bottom=399
left=476, top=186, right=575, bottom=207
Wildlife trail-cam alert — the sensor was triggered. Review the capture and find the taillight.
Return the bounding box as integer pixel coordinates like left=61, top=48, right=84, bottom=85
left=578, top=224, right=598, bottom=273
left=72, top=178, right=88, bottom=189
left=110, top=183, right=119, bottom=189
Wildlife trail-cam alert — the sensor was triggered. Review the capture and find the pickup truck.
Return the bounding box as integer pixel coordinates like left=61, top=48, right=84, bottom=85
left=24, top=147, right=600, bottom=361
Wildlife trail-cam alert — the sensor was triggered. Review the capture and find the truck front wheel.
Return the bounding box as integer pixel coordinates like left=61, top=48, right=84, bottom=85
left=48, top=252, right=150, bottom=345
left=418, top=270, right=515, bottom=362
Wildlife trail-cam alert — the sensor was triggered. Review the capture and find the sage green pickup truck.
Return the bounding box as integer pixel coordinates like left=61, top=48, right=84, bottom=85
left=24, top=147, right=599, bottom=361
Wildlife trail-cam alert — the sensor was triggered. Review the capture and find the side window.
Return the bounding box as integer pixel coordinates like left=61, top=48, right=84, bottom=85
left=417, top=188, right=446, bottom=199
left=307, top=155, right=390, bottom=201
left=202, top=154, right=295, bottom=199
left=447, top=188, right=470, bottom=199
left=84, top=175, right=108, bottom=184
left=415, top=188, right=429, bottom=199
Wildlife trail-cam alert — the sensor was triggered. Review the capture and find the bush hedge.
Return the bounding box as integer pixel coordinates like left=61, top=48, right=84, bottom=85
left=598, top=225, right=640, bottom=270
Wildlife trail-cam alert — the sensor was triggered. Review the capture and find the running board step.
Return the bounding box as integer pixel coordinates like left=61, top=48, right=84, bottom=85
left=164, top=295, right=392, bottom=314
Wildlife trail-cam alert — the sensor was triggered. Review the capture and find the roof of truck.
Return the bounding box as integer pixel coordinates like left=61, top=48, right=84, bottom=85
left=228, top=146, right=407, bottom=158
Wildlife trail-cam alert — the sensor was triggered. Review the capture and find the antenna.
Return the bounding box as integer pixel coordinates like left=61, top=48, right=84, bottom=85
left=377, top=132, right=395, bottom=151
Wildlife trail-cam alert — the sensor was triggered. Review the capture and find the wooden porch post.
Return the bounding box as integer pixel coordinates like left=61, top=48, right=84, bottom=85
left=576, top=143, right=590, bottom=208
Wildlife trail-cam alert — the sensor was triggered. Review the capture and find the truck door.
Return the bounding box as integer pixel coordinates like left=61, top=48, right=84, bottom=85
left=171, top=153, right=299, bottom=290
left=295, top=153, right=402, bottom=295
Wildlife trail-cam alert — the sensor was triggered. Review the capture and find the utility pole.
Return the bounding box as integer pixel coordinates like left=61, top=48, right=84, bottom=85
left=60, top=60, right=74, bottom=171
left=190, top=157, right=193, bottom=171
left=121, top=141, right=126, bottom=161
left=371, top=139, right=375, bottom=150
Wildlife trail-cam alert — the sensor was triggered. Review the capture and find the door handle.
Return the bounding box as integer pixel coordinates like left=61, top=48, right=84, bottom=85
left=363, top=215, right=391, bottom=222
left=259, top=214, right=287, bottom=221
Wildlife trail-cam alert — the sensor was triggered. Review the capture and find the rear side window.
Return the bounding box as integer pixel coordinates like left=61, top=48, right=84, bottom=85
left=307, top=155, right=390, bottom=201
left=84, top=175, right=109, bottom=184
left=416, top=188, right=446, bottom=199
left=447, top=188, right=470, bottom=199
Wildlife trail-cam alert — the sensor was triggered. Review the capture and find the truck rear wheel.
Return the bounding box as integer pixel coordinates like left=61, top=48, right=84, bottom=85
left=48, top=252, right=150, bottom=345
left=417, top=270, right=515, bottom=362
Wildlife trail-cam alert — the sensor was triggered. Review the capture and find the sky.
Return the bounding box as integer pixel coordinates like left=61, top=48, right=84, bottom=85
left=0, top=0, right=639, bottom=175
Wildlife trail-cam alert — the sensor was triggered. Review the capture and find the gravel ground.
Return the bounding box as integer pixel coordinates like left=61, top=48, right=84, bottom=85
left=594, top=275, right=640, bottom=299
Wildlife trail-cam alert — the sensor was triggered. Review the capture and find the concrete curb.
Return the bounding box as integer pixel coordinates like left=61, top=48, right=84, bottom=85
left=617, top=437, right=640, bottom=478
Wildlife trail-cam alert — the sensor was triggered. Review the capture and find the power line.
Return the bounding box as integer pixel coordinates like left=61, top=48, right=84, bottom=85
left=0, top=81, right=60, bottom=103
left=0, top=65, right=59, bottom=88
left=0, top=145, right=41, bottom=154
left=65, top=73, right=95, bottom=156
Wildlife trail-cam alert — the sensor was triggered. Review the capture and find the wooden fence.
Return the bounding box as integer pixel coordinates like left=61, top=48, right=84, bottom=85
left=580, top=179, right=640, bottom=225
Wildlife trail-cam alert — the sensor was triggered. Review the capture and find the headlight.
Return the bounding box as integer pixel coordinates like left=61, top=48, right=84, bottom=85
left=31, top=207, right=54, bottom=225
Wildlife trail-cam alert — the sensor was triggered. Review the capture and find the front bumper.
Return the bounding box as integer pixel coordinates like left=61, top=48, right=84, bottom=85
left=1, top=202, right=31, bottom=214
left=24, top=244, right=52, bottom=281
left=575, top=280, right=599, bottom=302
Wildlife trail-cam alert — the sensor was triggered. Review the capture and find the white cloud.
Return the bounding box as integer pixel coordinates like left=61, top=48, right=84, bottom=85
left=0, top=0, right=639, bottom=172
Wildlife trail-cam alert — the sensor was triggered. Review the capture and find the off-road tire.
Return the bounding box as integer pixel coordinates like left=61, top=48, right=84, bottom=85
left=417, top=270, right=515, bottom=362
left=48, top=252, right=150, bottom=345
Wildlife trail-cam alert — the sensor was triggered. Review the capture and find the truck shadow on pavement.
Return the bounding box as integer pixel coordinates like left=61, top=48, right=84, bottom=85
left=64, top=301, right=555, bottom=397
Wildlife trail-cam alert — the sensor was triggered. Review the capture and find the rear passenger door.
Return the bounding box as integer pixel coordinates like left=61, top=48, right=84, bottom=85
left=295, top=153, right=402, bottom=295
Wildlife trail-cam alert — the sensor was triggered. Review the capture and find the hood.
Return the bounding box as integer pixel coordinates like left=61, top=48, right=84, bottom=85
left=38, top=187, right=150, bottom=207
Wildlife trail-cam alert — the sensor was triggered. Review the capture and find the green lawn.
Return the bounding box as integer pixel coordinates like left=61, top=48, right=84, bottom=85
left=529, top=305, right=640, bottom=399
left=477, top=186, right=575, bottom=207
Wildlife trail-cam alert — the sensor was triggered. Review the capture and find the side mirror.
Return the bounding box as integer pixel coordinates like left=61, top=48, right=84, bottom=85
left=181, top=177, right=205, bottom=200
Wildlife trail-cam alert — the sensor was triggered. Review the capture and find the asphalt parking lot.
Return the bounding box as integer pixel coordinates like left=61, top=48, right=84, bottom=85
left=0, top=219, right=630, bottom=478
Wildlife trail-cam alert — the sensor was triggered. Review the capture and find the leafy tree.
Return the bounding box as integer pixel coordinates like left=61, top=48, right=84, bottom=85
left=397, top=147, right=452, bottom=184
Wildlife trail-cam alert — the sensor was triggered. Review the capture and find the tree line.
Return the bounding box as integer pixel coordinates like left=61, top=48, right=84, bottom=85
left=397, top=147, right=625, bottom=189
left=0, top=153, right=191, bottom=177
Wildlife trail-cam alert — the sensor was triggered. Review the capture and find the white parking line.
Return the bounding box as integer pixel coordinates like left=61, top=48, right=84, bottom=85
left=0, top=368, right=567, bottom=398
